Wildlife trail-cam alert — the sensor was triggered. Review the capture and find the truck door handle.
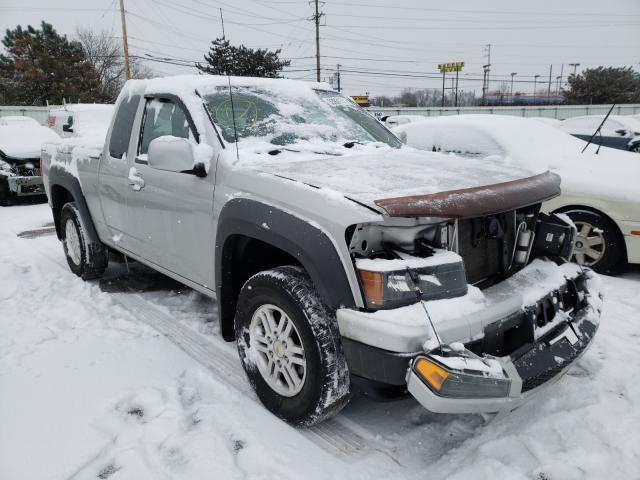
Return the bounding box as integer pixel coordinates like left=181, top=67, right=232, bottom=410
left=128, top=167, right=145, bottom=191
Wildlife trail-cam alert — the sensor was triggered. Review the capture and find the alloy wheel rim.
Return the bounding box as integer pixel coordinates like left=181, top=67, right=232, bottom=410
left=249, top=304, right=306, bottom=397
left=572, top=221, right=605, bottom=266
left=64, top=218, right=82, bottom=266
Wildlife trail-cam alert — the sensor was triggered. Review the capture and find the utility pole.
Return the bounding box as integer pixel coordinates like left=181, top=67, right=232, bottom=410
left=336, top=63, right=341, bottom=92
left=484, top=43, right=491, bottom=100
left=454, top=69, right=459, bottom=107
left=510, top=72, right=517, bottom=104
left=441, top=70, right=446, bottom=107
left=119, top=0, right=131, bottom=80
left=482, top=65, right=489, bottom=105
left=311, top=0, right=324, bottom=82
left=547, top=64, right=553, bottom=101
left=558, top=63, right=564, bottom=93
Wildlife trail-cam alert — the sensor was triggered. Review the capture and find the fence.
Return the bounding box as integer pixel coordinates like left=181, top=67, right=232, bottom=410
left=0, top=106, right=63, bottom=125
left=3, top=103, right=640, bottom=126
left=367, top=104, right=640, bottom=119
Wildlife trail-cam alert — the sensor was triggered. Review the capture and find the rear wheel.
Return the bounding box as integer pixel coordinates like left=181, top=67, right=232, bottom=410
left=235, top=266, right=351, bottom=426
left=60, top=202, right=108, bottom=280
left=563, top=209, right=623, bottom=273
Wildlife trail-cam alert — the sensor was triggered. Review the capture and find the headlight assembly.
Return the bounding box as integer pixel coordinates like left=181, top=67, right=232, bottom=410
left=356, top=251, right=468, bottom=309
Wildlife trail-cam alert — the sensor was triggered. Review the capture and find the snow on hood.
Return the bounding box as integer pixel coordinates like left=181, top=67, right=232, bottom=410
left=0, top=124, right=61, bottom=159
left=242, top=145, right=537, bottom=207
left=396, top=114, right=640, bottom=203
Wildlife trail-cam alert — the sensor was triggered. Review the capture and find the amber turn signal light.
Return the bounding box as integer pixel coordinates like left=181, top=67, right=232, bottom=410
left=358, top=270, right=385, bottom=306
left=414, top=357, right=450, bottom=392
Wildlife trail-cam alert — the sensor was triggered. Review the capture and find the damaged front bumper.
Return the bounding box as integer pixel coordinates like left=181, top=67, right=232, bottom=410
left=338, top=263, right=602, bottom=415
left=5, top=175, right=45, bottom=197
left=9, top=175, right=45, bottom=196
left=406, top=302, right=598, bottom=414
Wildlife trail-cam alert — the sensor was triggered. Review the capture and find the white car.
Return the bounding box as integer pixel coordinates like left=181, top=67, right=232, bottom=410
left=395, top=114, right=640, bottom=273
left=559, top=114, right=640, bottom=153
left=0, top=116, right=40, bottom=126
left=47, top=104, right=114, bottom=139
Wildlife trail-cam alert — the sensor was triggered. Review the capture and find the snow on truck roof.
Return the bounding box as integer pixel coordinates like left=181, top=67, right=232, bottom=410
left=122, top=75, right=334, bottom=99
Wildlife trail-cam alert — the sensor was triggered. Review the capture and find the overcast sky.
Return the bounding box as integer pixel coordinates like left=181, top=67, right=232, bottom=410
left=1, top=0, right=639, bottom=97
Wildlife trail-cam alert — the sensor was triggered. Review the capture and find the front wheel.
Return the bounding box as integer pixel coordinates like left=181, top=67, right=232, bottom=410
left=563, top=209, right=624, bottom=273
left=60, top=202, right=108, bottom=280
left=235, top=266, right=351, bottom=426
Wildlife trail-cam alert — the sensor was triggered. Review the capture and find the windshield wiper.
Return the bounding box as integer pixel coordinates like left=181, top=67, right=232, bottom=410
left=581, top=104, right=615, bottom=155
left=268, top=147, right=342, bottom=156
left=268, top=147, right=300, bottom=155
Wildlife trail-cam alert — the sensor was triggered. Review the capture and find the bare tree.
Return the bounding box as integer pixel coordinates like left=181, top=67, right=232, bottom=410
left=75, top=28, right=154, bottom=101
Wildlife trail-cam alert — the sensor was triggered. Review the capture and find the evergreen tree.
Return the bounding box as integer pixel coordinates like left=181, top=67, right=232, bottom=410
left=0, top=21, right=104, bottom=105
left=564, top=67, right=640, bottom=105
left=196, top=37, right=290, bottom=78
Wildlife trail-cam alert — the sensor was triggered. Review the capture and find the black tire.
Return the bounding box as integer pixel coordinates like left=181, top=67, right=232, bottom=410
left=563, top=209, right=624, bottom=274
left=235, top=266, right=351, bottom=426
left=0, top=176, right=10, bottom=206
left=60, top=202, right=109, bottom=280
left=630, top=143, right=640, bottom=154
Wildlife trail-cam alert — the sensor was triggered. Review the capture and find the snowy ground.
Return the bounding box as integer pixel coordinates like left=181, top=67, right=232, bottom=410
left=1, top=202, right=639, bottom=480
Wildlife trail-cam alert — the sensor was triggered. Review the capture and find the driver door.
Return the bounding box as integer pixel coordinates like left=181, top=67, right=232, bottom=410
left=124, top=96, right=216, bottom=290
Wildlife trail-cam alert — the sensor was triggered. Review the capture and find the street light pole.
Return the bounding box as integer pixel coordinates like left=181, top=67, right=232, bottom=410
left=533, top=74, right=540, bottom=101
left=510, top=72, right=517, bottom=104
left=569, top=63, right=581, bottom=77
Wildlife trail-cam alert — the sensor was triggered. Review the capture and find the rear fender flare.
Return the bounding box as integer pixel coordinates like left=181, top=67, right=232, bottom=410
left=48, top=165, right=101, bottom=245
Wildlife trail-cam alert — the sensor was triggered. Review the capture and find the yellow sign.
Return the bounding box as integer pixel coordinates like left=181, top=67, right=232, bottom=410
left=438, top=62, right=465, bottom=73
left=351, top=95, right=370, bottom=106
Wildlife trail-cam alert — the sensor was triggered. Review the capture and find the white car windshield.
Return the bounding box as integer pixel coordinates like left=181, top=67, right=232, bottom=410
left=203, top=86, right=401, bottom=149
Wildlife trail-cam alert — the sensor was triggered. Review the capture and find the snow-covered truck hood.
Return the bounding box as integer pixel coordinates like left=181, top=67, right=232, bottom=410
left=247, top=148, right=560, bottom=217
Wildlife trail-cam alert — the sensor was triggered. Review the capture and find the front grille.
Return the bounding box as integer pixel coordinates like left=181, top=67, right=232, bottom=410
left=520, top=337, right=586, bottom=392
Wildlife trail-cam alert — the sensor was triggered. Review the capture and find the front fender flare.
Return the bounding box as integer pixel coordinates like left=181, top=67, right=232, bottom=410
left=215, top=198, right=356, bottom=339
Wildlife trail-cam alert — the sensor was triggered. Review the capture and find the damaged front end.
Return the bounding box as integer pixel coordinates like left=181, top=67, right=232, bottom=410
left=0, top=152, right=45, bottom=202
left=338, top=170, right=602, bottom=414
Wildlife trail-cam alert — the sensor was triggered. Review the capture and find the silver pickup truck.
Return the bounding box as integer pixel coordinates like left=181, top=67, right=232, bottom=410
left=41, top=76, right=603, bottom=426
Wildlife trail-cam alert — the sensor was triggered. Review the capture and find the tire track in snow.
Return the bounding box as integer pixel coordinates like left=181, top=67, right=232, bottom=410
left=110, top=292, right=369, bottom=459
left=34, top=242, right=370, bottom=460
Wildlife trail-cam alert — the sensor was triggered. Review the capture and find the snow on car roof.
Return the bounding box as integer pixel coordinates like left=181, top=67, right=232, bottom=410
left=0, top=124, right=61, bottom=159
left=0, top=116, right=39, bottom=125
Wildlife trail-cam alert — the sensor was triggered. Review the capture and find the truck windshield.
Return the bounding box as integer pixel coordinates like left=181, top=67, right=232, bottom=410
left=202, top=86, right=401, bottom=149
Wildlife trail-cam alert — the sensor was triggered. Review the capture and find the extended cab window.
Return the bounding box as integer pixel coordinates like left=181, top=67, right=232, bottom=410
left=139, top=98, right=195, bottom=155
left=109, top=94, right=140, bottom=159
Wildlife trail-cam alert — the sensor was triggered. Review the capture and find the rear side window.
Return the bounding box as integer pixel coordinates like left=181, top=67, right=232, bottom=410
left=139, top=98, right=195, bottom=155
left=109, top=94, right=141, bottom=159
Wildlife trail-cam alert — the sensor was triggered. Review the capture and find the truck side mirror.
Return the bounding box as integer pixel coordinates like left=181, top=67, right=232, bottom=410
left=62, top=123, right=74, bottom=133
left=147, top=136, right=204, bottom=176
left=615, top=128, right=627, bottom=136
